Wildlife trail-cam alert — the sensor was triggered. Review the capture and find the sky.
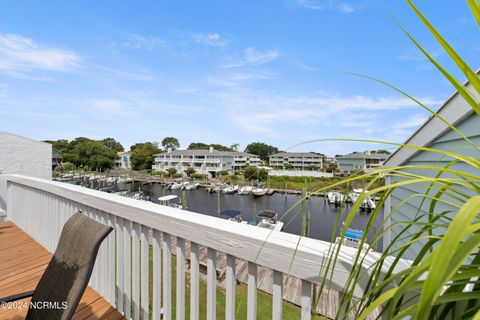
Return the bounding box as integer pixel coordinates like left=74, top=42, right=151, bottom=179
left=0, top=0, right=478, bottom=156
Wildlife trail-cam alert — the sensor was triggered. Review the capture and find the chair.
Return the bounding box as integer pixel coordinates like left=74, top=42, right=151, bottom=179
left=0, top=211, right=113, bottom=320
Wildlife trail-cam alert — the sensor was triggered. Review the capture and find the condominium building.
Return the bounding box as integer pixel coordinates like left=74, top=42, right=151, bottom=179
left=153, top=147, right=261, bottom=175
left=336, top=151, right=389, bottom=173
left=114, top=151, right=131, bottom=170
left=268, top=152, right=323, bottom=170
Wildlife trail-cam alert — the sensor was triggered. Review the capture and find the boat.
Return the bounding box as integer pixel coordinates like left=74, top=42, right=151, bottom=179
left=185, top=182, right=199, bottom=190
left=327, top=191, right=344, bottom=206
left=158, top=195, right=182, bottom=209
left=169, top=182, right=183, bottom=190
left=222, top=185, right=239, bottom=194
left=256, top=210, right=284, bottom=231
left=335, top=227, right=370, bottom=250
left=252, top=187, right=267, bottom=197
left=360, top=197, right=376, bottom=211
left=346, top=192, right=359, bottom=204
left=220, top=209, right=247, bottom=223
left=238, top=186, right=253, bottom=195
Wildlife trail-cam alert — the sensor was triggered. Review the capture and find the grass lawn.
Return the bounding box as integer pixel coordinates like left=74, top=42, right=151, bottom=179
left=147, top=248, right=326, bottom=319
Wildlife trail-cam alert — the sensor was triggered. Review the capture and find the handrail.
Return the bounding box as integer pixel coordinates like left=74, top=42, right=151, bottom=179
left=5, top=174, right=409, bottom=319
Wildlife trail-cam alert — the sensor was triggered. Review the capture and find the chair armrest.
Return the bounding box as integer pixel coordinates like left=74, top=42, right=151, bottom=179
left=0, top=291, right=34, bottom=303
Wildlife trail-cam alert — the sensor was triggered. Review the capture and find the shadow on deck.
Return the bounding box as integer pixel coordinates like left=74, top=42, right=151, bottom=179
left=0, top=221, right=124, bottom=320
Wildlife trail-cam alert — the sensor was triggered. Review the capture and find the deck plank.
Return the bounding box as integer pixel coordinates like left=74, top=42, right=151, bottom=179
left=0, top=221, right=124, bottom=320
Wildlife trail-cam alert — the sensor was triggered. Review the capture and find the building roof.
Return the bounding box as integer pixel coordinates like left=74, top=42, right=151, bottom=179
left=154, top=149, right=259, bottom=157
left=117, top=151, right=131, bottom=156
left=337, top=152, right=389, bottom=160
left=0, top=131, right=51, bottom=147
left=384, top=78, right=478, bottom=166
left=269, top=152, right=322, bottom=158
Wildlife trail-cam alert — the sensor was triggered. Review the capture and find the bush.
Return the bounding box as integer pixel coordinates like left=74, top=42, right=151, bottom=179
left=166, top=168, right=177, bottom=176
left=219, top=170, right=229, bottom=176
left=172, top=173, right=183, bottom=178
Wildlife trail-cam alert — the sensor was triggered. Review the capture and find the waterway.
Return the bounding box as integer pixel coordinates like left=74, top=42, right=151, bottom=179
left=130, top=183, right=384, bottom=249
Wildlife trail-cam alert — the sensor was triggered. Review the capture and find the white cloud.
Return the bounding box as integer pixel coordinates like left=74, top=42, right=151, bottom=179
left=0, top=34, right=80, bottom=75
left=337, top=3, right=356, bottom=13
left=222, top=47, right=279, bottom=68
left=117, top=34, right=167, bottom=50
left=193, top=33, right=228, bottom=47
left=295, top=0, right=360, bottom=13
left=218, top=91, right=442, bottom=137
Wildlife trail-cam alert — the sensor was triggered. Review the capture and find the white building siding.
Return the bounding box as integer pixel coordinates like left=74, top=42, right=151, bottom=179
left=0, top=132, right=52, bottom=210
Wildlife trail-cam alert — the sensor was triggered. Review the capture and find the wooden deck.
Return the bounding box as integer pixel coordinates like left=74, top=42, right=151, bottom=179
left=0, top=221, right=124, bottom=320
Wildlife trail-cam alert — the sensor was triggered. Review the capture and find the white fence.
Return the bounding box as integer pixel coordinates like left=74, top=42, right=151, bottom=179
left=268, top=170, right=334, bottom=178
left=4, top=174, right=404, bottom=320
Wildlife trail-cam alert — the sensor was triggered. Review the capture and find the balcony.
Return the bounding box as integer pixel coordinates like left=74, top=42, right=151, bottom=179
left=1, top=175, right=399, bottom=320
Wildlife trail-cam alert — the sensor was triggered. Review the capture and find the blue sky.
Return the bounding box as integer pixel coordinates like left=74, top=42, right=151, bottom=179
left=0, top=1, right=478, bottom=155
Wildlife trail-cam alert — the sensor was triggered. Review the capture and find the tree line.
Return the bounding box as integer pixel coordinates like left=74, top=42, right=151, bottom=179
left=44, top=136, right=282, bottom=171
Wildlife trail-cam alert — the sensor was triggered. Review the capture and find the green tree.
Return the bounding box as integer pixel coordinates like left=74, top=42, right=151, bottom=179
left=166, top=168, right=177, bottom=176
left=245, top=142, right=279, bottom=162
left=44, top=139, right=71, bottom=154
left=188, top=142, right=233, bottom=151
left=185, top=167, right=196, bottom=177
left=230, top=143, right=239, bottom=152
left=130, top=142, right=161, bottom=170
left=162, top=137, right=180, bottom=151
left=244, top=166, right=268, bottom=181
left=187, top=142, right=209, bottom=150
left=284, top=163, right=294, bottom=170
left=308, top=164, right=318, bottom=171
left=59, top=137, right=116, bottom=170
left=101, top=137, right=124, bottom=152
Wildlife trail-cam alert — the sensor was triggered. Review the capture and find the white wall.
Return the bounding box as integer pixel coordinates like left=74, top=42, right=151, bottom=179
left=0, top=132, right=52, bottom=211
left=269, top=170, right=333, bottom=178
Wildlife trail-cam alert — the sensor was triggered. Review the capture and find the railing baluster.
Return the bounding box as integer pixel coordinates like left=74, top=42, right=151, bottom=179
left=132, top=222, right=141, bottom=320
left=301, top=280, right=312, bottom=320
left=116, top=217, right=124, bottom=313
left=141, top=225, right=150, bottom=320
left=190, top=242, right=200, bottom=320
left=272, top=271, right=283, bottom=320
left=152, top=229, right=162, bottom=320
left=176, top=237, right=186, bottom=320
left=163, top=233, right=172, bottom=320
left=123, top=220, right=132, bottom=319
left=100, top=211, right=108, bottom=299
left=247, top=262, right=257, bottom=320
left=226, top=254, right=236, bottom=320
left=207, top=248, right=216, bottom=320
left=107, top=214, right=116, bottom=305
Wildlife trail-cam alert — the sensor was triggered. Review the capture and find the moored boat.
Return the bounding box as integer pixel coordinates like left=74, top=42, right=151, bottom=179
left=158, top=195, right=182, bottom=209
left=252, top=187, right=267, bottom=197
left=256, top=210, right=284, bottom=231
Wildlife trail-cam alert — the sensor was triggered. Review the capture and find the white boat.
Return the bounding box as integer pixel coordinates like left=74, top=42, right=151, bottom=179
left=223, top=185, right=239, bottom=194
left=158, top=195, right=182, bottom=209
left=256, top=210, right=283, bottom=231
left=347, top=192, right=359, bottom=204
left=169, top=182, right=183, bottom=190
left=360, top=197, right=376, bottom=211
left=238, top=186, right=253, bottom=195
left=327, top=192, right=344, bottom=206
left=252, top=188, right=267, bottom=197
left=185, top=183, right=199, bottom=190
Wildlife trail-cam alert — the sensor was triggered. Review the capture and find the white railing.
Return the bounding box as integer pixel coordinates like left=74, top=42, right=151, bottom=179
left=4, top=174, right=405, bottom=320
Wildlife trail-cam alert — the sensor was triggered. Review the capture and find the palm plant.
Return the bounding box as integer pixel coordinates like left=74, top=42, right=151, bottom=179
left=292, top=1, right=480, bottom=319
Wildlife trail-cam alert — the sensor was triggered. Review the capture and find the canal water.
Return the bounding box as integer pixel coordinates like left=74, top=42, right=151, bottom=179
left=127, top=182, right=384, bottom=250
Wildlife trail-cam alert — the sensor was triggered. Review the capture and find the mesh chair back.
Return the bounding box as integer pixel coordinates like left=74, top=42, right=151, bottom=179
left=26, top=211, right=113, bottom=320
